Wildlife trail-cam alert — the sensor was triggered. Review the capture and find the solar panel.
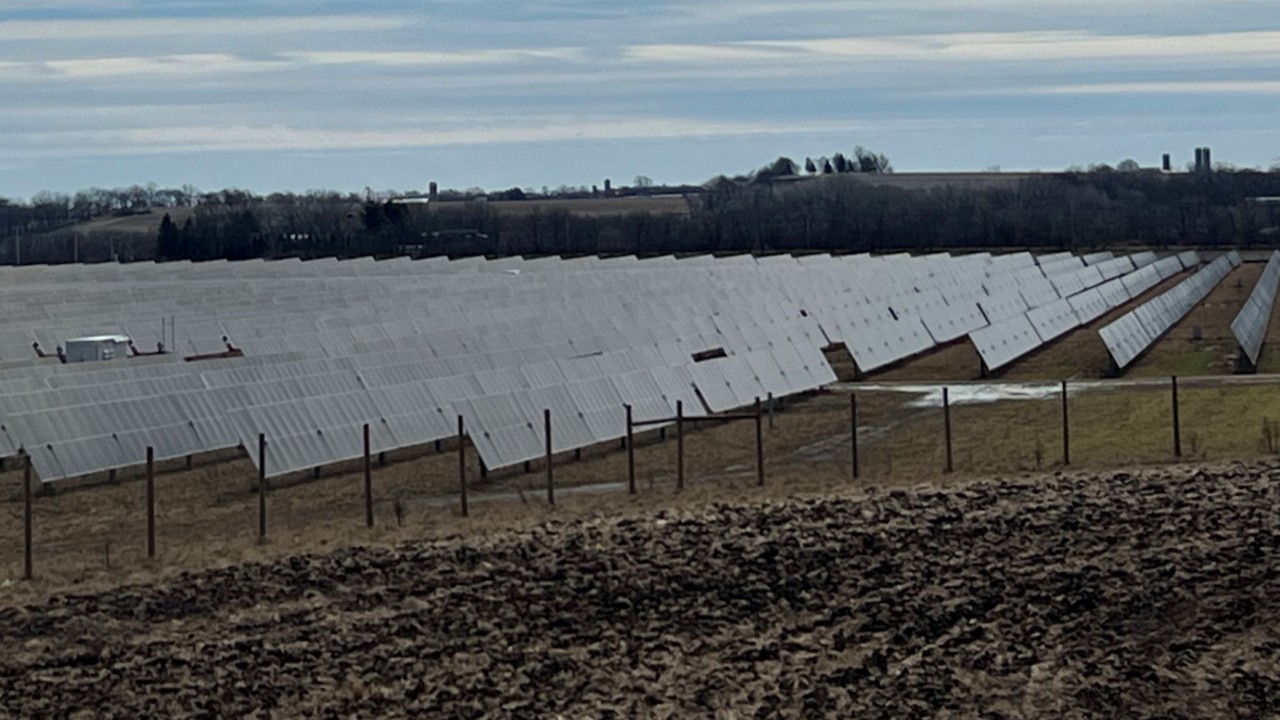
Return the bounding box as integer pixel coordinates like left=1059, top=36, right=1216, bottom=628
left=969, top=313, right=1041, bottom=372
left=1099, top=254, right=1236, bottom=370
left=843, top=316, right=934, bottom=374
left=1026, top=298, right=1080, bottom=343
left=1231, top=250, right=1280, bottom=368
left=978, top=291, right=1031, bottom=324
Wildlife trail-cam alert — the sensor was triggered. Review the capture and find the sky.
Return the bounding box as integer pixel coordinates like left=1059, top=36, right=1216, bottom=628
left=1, top=0, right=1279, bottom=198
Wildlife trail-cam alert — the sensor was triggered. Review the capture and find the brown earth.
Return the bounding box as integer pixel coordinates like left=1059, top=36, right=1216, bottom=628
left=455, top=196, right=693, bottom=218
left=60, top=207, right=197, bottom=237
left=1, top=462, right=1278, bottom=718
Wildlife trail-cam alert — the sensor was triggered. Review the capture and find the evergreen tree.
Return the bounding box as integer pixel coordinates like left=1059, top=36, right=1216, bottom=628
left=156, top=212, right=179, bottom=259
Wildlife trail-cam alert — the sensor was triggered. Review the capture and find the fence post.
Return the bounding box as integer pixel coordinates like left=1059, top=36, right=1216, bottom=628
left=1061, top=380, right=1070, bottom=466
left=458, top=415, right=468, bottom=517
left=851, top=393, right=859, bottom=480
left=676, top=400, right=685, bottom=492
left=146, top=446, right=156, bottom=559
left=943, top=387, right=954, bottom=473
left=626, top=404, right=636, bottom=495
left=1171, top=375, right=1182, bottom=458
left=363, top=423, right=373, bottom=528
left=257, top=433, right=267, bottom=543
left=545, top=409, right=554, bottom=506
left=755, top=397, right=765, bottom=487
left=23, top=454, right=32, bottom=581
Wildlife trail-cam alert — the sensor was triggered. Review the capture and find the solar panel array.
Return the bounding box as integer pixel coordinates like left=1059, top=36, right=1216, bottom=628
left=1099, top=251, right=1241, bottom=369
left=965, top=252, right=1198, bottom=373
left=1230, top=250, right=1280, bottom=368
left=0, top=249, right=1192, bottom=482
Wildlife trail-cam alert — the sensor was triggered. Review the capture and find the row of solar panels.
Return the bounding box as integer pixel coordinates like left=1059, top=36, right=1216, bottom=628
left=3, top=305, right=837, bottom=478
left=2, top=249, right=1185, bottom=482
left=1230, top=251, right=1280, bottom=368
left=9, top=344, right=835, bottom=480
left=3, top=249, right=1128, bottom=380
left=0, top=249, right=1099, bottom=357
left=967, top=251, right=1202, bottom=373
left=1, top=254, right=1077, bottom=350
left=1099, top=252, right=1242, bottom=369
left=804, top=252, right=1156, bottom=375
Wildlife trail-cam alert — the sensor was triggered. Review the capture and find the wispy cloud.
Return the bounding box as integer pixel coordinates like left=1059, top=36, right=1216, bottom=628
left=633, top=31, right=1280, bottom=64
left=11, top=117, right=869, bottom=156
left=279, top=48, right=584, bottom=67
left=1023, top=80, right=1280, bottom=95
left=0, top=14, right=411, bottom=41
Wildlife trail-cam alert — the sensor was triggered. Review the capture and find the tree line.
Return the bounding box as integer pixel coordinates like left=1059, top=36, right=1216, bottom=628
left=3, top=153, right=1280, bottom=264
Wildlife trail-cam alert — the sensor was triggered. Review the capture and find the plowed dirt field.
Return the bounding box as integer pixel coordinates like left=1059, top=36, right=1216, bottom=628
left=3, top=464, right=1279, bottom=718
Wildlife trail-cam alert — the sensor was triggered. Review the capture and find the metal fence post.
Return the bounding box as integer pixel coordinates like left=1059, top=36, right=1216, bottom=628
left=257, top=433, right=267, bottom=543
left=755, top=397, right=765, bottom=487
left=23, top=454, right=32, bottom=581
left=851, top=393, right=859, bottom=480
left=458, top=415, right=468, bottom=517
left=363, top=423, right=373, bottom=528
left=1172, top=375, right=1182, bottom=458
left=943, top=387, right=954, bottom=473
left=146, top=446, right=156, bottom=559
left=545, top=409, right=554, bottom=506
left=676, top=400, right=685, bottom=492
left=1061, top=380, right=1070, bottom=466
left=626, top=404, right=636, bottom=495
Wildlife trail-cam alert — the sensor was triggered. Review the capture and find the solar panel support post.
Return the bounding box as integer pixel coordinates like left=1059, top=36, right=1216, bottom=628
left=1171, top=375, right=1182, bottom=458
left=767, top=392, right=775, bottom=429
left=544, top=409, right=554, bottom=506
left=257, top=433, right=267, bottom=544
left=145, top=446, right=156, bottom=560
left=1060, top=381, right=1070, bottom=466
left=626, top=404, right=636, bottom=495
left=676, top=400, right=685, bottom=492
left=755, top=397, right=765, bottom=487
left=851, top=393, right=860, bottom=480
left=363, top=423, right=373, bottom=529
left=943, top=387, right=954, bottom=473
left=23, top=454, right=32, bottom=581
left=458, top=415, right=468, bottom=517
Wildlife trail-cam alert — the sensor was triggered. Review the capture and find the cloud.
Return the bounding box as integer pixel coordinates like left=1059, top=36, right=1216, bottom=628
left=279, top=48, right=583, bottom=67
left=0, top=14, right=410, bottom=41
left=1024, top=80, right=1280, bottom=95
left=633, top=31, right=1280, bottom=65
left=7, top=117, right=871, bottom=156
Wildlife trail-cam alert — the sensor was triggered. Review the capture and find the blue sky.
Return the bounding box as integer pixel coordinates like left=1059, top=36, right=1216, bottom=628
left=1, top=0, right=1278, bottom=198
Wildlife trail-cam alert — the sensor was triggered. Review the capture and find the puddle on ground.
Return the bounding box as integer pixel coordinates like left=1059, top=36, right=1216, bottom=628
left=851, top=383, right=1064, bottom=409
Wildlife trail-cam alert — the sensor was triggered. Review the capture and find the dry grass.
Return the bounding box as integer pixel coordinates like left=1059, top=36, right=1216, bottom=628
left=62, top=207, right=197, bottom=236
left=9, top=371, right=1279, bottom=605
left=435, top=196, right=692, bottom=218
left=0, top=391, right=912, bottom=604
left=860, top=381, right=1280, bottom=479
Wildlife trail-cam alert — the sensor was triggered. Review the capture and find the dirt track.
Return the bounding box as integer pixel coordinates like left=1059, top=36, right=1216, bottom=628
left=2, top=464, right=1279, bottom=718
